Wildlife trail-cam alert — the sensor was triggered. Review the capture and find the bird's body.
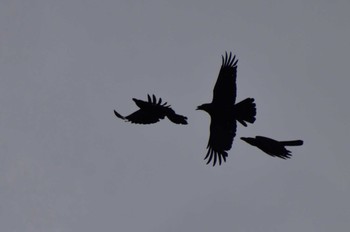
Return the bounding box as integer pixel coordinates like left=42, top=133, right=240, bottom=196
left=114, top=94, right=188, bottom=125
left=197, top=52, right=256, bottom=166
left=241, top=136, right=303, bottom=159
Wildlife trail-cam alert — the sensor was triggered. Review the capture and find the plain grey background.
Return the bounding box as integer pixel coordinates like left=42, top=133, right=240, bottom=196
left=1, top=0, right=349, bottom=231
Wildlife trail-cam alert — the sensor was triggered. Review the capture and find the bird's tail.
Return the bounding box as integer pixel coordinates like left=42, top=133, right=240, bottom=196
left=166, top=113, right=188, bottom=125
left=234, top=98, right=256, bottom=127
left=280, top=140, right=304, bottom=146
left=114, top=110, right=126, bottom=120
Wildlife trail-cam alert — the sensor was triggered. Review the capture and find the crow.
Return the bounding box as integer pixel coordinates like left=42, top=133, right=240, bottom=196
left=197, top=52, right=256, bottom=166
left=241, top=136, right=303, bottom=159
left=114, top=94, right=188, bottom=125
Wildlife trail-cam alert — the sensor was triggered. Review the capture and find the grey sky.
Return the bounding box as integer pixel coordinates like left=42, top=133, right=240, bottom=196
left=1, top=0, right=349, bottom=231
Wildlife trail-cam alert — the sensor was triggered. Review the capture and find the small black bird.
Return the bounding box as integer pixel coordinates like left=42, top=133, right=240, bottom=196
left=240, top=136, right=303, bottom=159
left=114, top=94, right=188, bottom=125
left=197, top=52, right=256, bottom=166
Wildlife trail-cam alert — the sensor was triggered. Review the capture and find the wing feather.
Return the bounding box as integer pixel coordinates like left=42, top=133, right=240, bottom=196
left=205, top=116, right=236, bottom=166
left=212, top=51, right=238, bottom=105
left=119, top=95, right=187, bottom=125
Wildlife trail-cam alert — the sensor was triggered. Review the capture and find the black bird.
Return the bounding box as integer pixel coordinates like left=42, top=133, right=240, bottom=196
left=197, top=52, right=256, bottom=166
left=114, top=94, right=188, bottom=125
left=241, top=136, right=303, bottom=159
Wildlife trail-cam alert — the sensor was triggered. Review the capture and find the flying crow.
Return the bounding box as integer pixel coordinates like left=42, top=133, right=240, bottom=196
left=197, top=52, right=256, bottom=166
left=114, top=94, right=188, bottom=125
left=241, top=136, right=303, bottom=159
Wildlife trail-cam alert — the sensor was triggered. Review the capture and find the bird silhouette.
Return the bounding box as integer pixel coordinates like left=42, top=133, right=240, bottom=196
left=114, top=94, right=188, bottom=125
left=197, top=52, right=256, bottom=166
left=241, top=136, right=303, bottom=159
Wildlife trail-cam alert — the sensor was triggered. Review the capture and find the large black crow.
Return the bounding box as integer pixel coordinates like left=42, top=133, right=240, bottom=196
left=241, top=136, right=303, bottom=159
left=197, top=52, right=256, bottom=166
left=114, top=94, right=188, bottom=125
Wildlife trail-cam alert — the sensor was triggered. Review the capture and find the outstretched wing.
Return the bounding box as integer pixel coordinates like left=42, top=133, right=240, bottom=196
left=114, top=95, right=165, bottom=124
left=212, top=52, right=238, bottom=105
left=205, top=116, right=236, bottom=166
left=116, top=94, right=187, bottom=125
left=147, top=94, right=188, bottom=125
left=255, top=136, right=292, bottom=159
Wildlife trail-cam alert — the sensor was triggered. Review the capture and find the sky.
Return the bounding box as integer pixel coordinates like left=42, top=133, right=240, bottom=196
left=1, top=0, right=350, bottom=231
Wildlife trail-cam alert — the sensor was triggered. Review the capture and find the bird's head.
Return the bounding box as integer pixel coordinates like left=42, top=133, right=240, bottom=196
left=240, top=137, right=256, bottom=146
left=196, top=103, right=211, bottom=113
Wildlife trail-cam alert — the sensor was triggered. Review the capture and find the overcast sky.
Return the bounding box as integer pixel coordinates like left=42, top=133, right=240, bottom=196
left=1, top=0, right=350, bottom=231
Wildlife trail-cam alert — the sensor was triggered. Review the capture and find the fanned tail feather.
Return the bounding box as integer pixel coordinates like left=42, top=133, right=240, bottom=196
left=235, top=98, right=256, bottom=127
